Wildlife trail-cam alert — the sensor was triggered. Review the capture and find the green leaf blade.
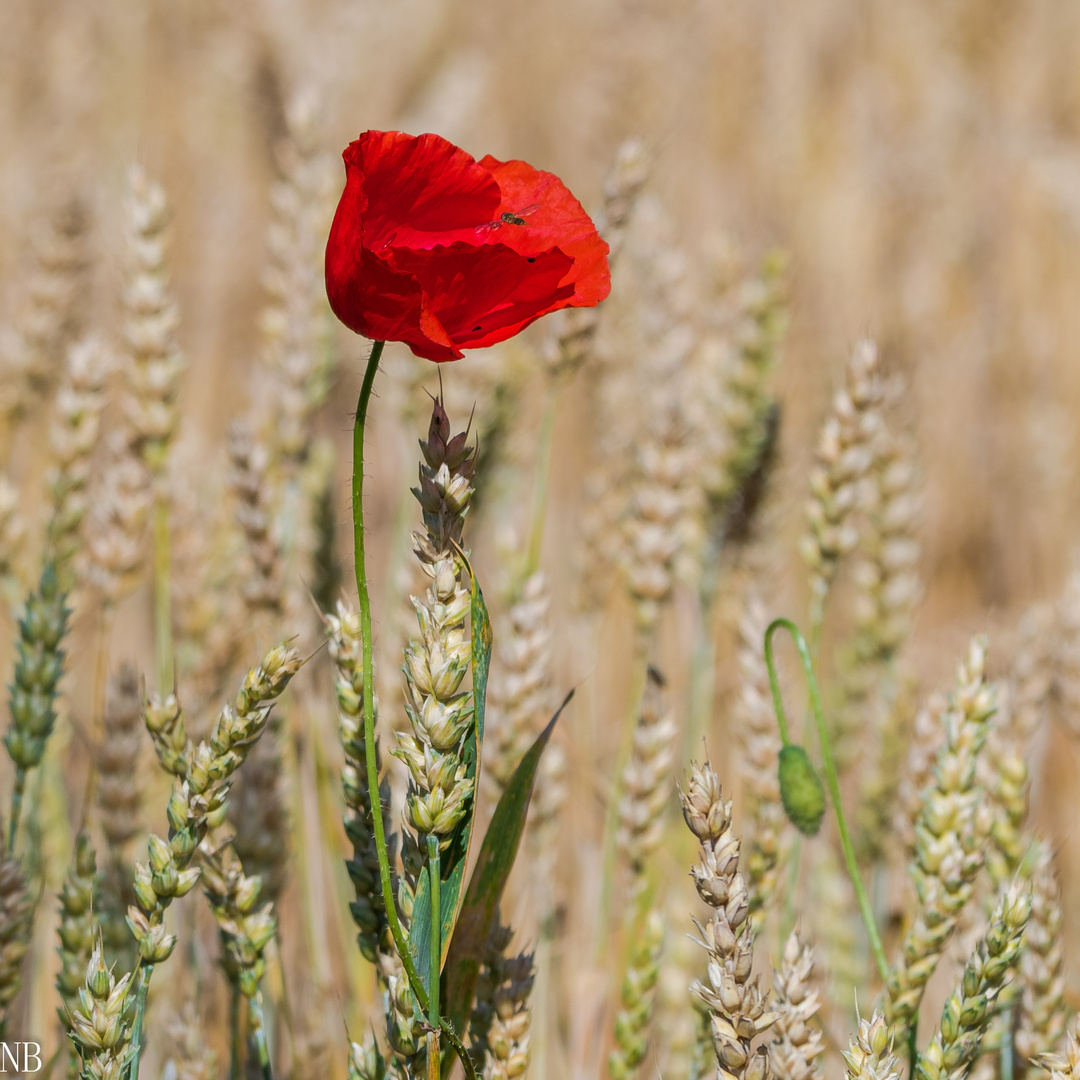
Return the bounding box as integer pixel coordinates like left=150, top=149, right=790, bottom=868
left=441, top=689, right=573, bottom=1037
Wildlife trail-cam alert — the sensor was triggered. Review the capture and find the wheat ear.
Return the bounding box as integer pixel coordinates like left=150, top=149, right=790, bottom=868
left=886, top=637, right=995, bottom=1029
left=916, top=880, right=1031, bottom=1080
left=682, top=760, right=778, bottom=1080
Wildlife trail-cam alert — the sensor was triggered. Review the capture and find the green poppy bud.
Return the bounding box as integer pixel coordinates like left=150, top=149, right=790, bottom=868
left=778, top=744, right=826, bottom=836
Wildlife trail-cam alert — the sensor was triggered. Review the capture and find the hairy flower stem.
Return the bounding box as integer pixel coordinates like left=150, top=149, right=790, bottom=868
left=350, top=341, right=475, bottom=1080
left=428, top=834, right=441, bottom=1080
left=763, top=618, right=888, bottom=983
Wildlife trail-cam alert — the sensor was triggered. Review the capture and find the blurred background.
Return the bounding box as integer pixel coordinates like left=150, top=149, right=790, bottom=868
left=7, top=0, right=1080, bottom=624
left=3, top=1, right=1080, bottom=1078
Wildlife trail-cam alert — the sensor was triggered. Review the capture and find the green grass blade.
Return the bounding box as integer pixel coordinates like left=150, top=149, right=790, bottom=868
left=441, top=689, right=573, bottom=1037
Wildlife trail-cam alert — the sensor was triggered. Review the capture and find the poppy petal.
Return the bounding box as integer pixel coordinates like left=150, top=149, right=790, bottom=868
left=326, top=130, right=612, bottom=362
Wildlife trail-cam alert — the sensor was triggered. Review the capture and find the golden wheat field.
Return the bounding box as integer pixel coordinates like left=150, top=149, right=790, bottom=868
left=2, top=2, right=1080, bottom=1080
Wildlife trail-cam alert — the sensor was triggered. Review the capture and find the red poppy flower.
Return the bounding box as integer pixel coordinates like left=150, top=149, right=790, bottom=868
left=325, top=130, right=611, bottom=362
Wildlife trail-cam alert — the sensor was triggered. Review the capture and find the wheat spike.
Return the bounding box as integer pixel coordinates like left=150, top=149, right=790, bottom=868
left=470, top=918, right=536, bottom=1080
left=227, top=419, right=284, bottom=619
left=95, top=664, right=143, bottom=973
left=609, top=909, right=665, bottom=1080
left=697, top=253, right=786, bottom=511
left=769, top=931, right=825, bottom=1080
left=325, top=599, right=395, bottom=977
left=84, top=435, right=149, bottom=607
left=68, top=939, right=135, bottom=1080
left=1037, top=1019, right=1080, bottom=1080
left=547, top=136, right=649, bottom=377
left=56, top=833, right=97, bottom=1076
left=916, top=881, right=1031, bottom=1080
left=392, top=397, right=477, bottom=848
left=886, top=638, right=996, bottom=1028
left=852, top=426, right=920, bottom=666
left=121, top=165, right=184, bottom=482
left=200, top=841, right=276, bottom=1001
left=0, top=195, right=90, bottom=419
left=843, top=1011, right=901, bottom=1080
left=800, top=340, right=883, bottom=633
left=227, top=721, right=290, bottom=906
left=45, top=337, right=111, bottom=588
left=1015, top=845, right=1068, bottom=1077
left=622, top=404, right=693, bottom=635
left=164, top=1004, right=217, bottom=1080
left=618, top=667, right=677, bottom=882
left=4, top=564, right=70, bottom=831
left=261, top=90, right=336, bottom=472
left=682, top=760, right=778, bottom=1080
left=486, top=571, right=553, bottom=791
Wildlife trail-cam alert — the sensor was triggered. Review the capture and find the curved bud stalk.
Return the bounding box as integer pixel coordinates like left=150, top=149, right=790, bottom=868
left=762, top=617, right=888, bottom=983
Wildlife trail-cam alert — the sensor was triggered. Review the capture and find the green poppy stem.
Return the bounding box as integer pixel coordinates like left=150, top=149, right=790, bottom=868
left=352, top=341, right=420, bottom=984
left=427, top=834, right=442, bottom=1080
left=763, top=617, right=889, bottom=984
left=351, top=341, right=475, bottom=1080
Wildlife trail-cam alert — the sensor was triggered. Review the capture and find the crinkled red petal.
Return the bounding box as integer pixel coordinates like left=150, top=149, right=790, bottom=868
left=326, top=130, right=612, bottom=362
